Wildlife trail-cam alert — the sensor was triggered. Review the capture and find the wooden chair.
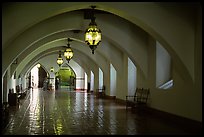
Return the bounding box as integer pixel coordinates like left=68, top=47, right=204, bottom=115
left=126, top=88, right=150, bottom=109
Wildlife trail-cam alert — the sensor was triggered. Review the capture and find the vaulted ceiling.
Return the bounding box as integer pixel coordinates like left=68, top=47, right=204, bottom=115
left=2, top=2, right=200, bottom=85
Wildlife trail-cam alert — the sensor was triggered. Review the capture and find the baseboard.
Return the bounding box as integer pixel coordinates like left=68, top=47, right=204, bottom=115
left=114, top=98, right=202, bottom=134
left=144, top=107, right=202, bottom=134
left=115, top=98, right=126, bottom=105
left=105, top=95, right=116, bottom=100
left=75, top=89, right=87, bottom=91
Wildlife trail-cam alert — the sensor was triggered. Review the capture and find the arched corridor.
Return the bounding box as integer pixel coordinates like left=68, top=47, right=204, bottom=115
left=2, top=2, right=202, bottom=135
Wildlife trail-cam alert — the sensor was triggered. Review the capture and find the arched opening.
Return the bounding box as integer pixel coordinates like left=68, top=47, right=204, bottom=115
left=110, top=63, right=117, bottom=96
left=90, top=71, right=94, bottom=92
left=31, top=65, right=39, bottom=89
left=30, top=64, right=49, bottom=89
left=55, top=64, right=76, bottom=91
left=128, top=57, right=137, bottom=96
left=99, top=68, right=103, bottom=89
left=156, top=41, right=173, bottom=89
left=38, top=65, right=47, bottom=88
left=84, top=72, right=88, bottom=91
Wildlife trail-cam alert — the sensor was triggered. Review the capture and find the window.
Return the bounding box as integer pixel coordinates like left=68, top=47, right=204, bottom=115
left=156, top=41, right=173, bottom=89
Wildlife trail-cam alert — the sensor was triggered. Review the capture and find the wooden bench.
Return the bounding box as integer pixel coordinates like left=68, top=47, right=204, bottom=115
left=16, top=85, right=27, bottom=99
left=96, top=85, right=106, bottom=98
left=126, top=88, right=150, bottom=109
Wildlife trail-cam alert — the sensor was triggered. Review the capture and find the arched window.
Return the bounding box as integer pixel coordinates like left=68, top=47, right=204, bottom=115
left=156, top=41, right=173, bottom=89
left=128, top=57, right=137, bottom=95
left=110, top=63, right=117, bottom=96
left=99, top=68, right=103, bottom=89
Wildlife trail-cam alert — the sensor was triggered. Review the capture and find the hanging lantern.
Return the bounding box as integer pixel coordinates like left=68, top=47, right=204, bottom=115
left=85, top=6, right=101, bottom=54
left=65, top=49, right=73, bottom=63
left=64, top=38, right=74, bottom=63
left=57, top=51, right=63, bottom=67
left=50, top=67, right=54, bottom=72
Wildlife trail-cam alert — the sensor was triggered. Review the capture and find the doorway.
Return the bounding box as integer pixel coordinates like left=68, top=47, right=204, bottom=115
left=30, top=64, right=48, bottom=89
left=55, top=65, right=76, bottom=91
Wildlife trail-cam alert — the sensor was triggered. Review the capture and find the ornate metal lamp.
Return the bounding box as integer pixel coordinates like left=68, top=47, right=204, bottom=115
left=57, top=51, right=63, bottom=67
left=50, top=67, right=54, bottom=72
left=85, top=6, right=101, bottom=54
left=64, top=38, right=74, bottom=63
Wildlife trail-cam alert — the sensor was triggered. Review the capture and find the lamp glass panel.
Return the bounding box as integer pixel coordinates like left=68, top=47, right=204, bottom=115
left=85, top=25, right=101, bottom=46
left=57, top=58, right=63, bottom=65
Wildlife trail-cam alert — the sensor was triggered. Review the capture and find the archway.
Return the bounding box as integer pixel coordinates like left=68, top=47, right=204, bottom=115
left=55, top=63, right=76, bottom=91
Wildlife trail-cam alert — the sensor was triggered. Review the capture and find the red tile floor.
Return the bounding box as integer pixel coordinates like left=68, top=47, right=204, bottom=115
left=1, top=88, right=201, bottom=135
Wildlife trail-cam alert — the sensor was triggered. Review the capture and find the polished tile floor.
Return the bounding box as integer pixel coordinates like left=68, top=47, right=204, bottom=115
left=2, top=88, right=198, bottom=135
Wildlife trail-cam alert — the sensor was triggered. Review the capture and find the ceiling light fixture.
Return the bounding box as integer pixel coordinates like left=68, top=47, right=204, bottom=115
left=64, top=38, right=74, bottom=63
left=57, top=51, right=64, bottom=67
left=50, top=67, right=54, bottom=72
left=85, top=6, right=102, bottom=54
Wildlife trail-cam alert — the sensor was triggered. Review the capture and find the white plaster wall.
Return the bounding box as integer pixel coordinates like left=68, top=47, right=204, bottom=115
left=110, top=64, right=116, bottom=96
left=93, top=68, right=99, bottom=92
left=148, top=36, right=202, bottom=122
left=71, top=61, right=85, bottom=90
left=116, top=54, right=128, bottom=100
left=150, top=67, right=201, bottom=122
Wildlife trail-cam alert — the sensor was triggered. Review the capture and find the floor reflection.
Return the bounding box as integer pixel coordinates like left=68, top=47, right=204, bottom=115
left=2, top=88, right=196, bottom=135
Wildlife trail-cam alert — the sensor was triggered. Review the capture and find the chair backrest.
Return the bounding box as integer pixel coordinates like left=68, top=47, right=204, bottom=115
left=140, top=88, right=150, bottom=103
left=133, top=88, right=141, bottom=101
left=134, top=88, right=150, bottom=103
left=102, top=85, right=105, bottom=91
